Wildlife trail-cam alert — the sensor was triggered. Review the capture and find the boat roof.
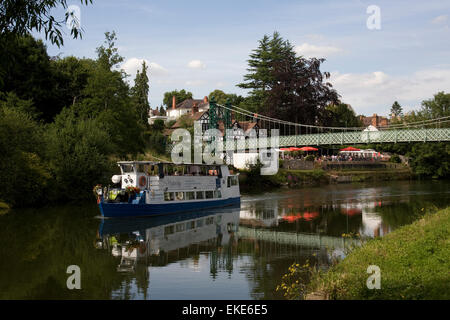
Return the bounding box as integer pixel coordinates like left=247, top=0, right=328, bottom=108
left=117, top=161, right=225, bottom=167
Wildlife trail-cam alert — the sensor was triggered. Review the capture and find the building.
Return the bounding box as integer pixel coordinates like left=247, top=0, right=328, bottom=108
left=167, top=96, right=210, bottom=121
left=358, top=113, right=389, bottom=128
left=148, top=108, right=168, bottom=125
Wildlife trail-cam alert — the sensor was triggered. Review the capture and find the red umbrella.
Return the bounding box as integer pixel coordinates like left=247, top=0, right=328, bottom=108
left=280, top=147, right=292, bottom=151
left=289, top=147, right=303, bottom=151
left=340, top=146, right=360, bottom=151
left=299, top=146, right=318, bottom=151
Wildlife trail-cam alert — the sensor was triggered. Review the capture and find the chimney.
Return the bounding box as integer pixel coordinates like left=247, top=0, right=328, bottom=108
left=203, top=96, right=208, bottom=103
left=192, top=103, right=198, bottom=115
left=172, top=95, right=176, bottom=110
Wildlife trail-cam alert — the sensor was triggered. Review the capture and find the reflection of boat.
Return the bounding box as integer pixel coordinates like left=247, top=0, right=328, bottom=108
left=96, top=162, right=240, bottom=218
left=99, top=205, right=241, bottom=263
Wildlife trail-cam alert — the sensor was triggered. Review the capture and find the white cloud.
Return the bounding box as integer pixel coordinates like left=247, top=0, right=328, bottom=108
left=185, top=80, right=205, bottom=86
left=431, top=14, right=448, bottom=24
left=294, top=43, right=342, bottom=58
left=330, top=68, right=450, bottom=115
left=187, top=59, right=206, bottom=69
left=121, top=58, right=168, bottom=80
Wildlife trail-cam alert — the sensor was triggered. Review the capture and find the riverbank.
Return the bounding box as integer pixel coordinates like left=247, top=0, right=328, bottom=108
left=238, top=166, right=414, bottom=193
left=307, top=206, right=450, bottom=300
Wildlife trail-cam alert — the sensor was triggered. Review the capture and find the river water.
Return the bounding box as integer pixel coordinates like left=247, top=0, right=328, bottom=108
left=0, top=180, right=449, bottom=300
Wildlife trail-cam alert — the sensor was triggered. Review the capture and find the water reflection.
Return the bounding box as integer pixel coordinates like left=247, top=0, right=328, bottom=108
left=1, top=180, right=449, bottom=299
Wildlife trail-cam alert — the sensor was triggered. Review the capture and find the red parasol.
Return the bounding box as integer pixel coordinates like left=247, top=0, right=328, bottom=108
left=299, top=146, right=318, bottom=151
left=340, top=146, right=360, bottom=151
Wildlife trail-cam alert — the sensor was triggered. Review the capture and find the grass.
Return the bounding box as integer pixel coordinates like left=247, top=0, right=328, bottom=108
left=310, top=207, right=450, bottom=299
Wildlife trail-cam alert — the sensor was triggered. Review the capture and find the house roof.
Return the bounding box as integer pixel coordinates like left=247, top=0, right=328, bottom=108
left=175, top=99, right=209, bottom=110
left=233, top=120, right=259, bottom=133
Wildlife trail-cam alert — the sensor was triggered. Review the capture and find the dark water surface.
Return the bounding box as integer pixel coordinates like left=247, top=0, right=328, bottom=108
left=1, top=180, right=449, bottom=300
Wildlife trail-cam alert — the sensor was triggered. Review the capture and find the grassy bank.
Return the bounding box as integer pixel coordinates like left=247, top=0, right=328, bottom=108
left=239, top=167, right=414, bottom=193
left=310, top=207, right=450, bottom=299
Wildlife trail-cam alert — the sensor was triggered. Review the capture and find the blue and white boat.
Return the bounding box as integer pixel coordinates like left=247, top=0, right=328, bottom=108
left=96, top=161, right=240, bottom=218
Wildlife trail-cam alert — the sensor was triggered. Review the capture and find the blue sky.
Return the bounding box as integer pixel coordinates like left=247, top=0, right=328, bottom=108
left=41, top=0, right=450, bottom=116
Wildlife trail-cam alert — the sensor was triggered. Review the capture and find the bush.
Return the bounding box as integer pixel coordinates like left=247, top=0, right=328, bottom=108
left=44, top=107, right=116, bottom=201
left=304, top=155, right=315, bottom=161
left=0, top=105, right=50, bottom=207
left=389, top=154, right=401, bottom=163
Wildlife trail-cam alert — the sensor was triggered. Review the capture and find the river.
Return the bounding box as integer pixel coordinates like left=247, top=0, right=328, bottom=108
left=0, top=180, right=449, bottom=300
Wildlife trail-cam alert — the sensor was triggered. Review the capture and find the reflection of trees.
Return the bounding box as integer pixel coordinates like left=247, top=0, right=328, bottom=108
left=236, top=239, right=329, bottom=300
left=0, top=204, right=124, bottom=299
left=377, top=197, right=448, bottom=229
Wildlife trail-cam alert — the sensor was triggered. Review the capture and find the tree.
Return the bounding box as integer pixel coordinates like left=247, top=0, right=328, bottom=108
left=0, top=35, right=63, bottom=122
left=76, top=31, right=144, bottom=155
left=44, top=107, right=115, bottom=201
left=0, top=0, right=93, bottom=47
left=420, top=92, right=450, bottom=119
left=132, top=61, right=150, bottom=126
left=0, top=104, right=50, bottom=206
left=325, top=103, right=362, bottom=127
left=163, top=89, right=193, bottom=109
left=208, top=90, right=244, bottom=106
left=390, top=101, right=403, bottom=117
left=159, top=105, right=166, bottom=116
left=238, top=32, right=339, bottom=125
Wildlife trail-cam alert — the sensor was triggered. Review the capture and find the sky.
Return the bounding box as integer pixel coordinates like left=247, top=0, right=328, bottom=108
left=40, top=0, right=450, bottom=116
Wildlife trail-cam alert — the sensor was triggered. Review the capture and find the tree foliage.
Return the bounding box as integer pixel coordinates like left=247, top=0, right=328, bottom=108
left=238, top=32, right=340, bottom=125
left=0, top=0, right=93, bottom=47
left=163, top=89, right=193, bottom=108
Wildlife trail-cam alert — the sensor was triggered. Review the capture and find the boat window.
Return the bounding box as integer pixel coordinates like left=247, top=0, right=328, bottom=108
left=186, top=191, right=195, bottom=200
left=164, top=225, right=175, bottom=236
left=205, top=191, right=214, bottom=199
left=196, top=219, right=204, bottom=228
left=196, top=191, right=204, bottom=199
left=205, top=217, right=214, bottom=225
left=176, top=192, right=184, bottom=200
left=228, top=176, right=238, bottom=186
left=121, top=164, right=134, bottom=173
left=146, top=165, right=159, bottom=176
left=215, top=190, right=222, bottom=198
left=164, top=192, right=175, bottom=201
left=186, top=220, right=195, bottom=230
left=176, top=223, right=185, bottom=232
left=216, top=215, right=222, bottom=224
left=137, top=164, right=145, bottom=173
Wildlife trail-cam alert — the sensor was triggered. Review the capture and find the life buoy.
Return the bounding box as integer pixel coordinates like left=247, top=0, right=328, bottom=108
left=139, top=176, right=147, bottom=187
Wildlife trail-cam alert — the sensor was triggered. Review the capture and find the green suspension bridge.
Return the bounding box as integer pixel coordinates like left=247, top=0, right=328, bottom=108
left=205, top=97, right=450, bottom=150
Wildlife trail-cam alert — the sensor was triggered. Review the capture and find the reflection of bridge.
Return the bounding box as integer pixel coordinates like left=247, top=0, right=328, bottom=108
left=237, top=226, right=360, bottom=249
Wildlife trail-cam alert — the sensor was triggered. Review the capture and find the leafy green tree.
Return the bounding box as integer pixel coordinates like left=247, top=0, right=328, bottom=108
left=0, top=0, right=93, bottom=47
left=325, top=103, right=362, bottom=127
left=159, top=105, right=166, bottom=116
left=238, top=32, right=339, bottom=125
left=407, top=143, right=449, bottom=178
left=163, top=89, right=193, bottom=109
left=0, top=35, right=63, bottom=121
left=0, top=105, right=50, bottom=207
left=208, top=89, right=244, bottom=106
left=77, top=31, right=144, bottom=155
left=52, top=56, right=95, bottom=108
left=420, top=91, right=450, bottom=119
left=131, top=61, right=150, bottom=126
left=44, top=107, right=115, bottom=201
left=390, top=101, right=403, bottom=117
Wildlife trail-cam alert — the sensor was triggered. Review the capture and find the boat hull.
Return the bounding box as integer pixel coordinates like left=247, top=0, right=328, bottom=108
left=99, top=197, right=241, bottom=218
